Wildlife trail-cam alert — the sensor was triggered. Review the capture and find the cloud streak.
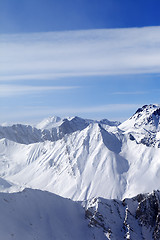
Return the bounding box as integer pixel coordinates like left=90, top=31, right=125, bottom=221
left=112, top=91, right=149, bottom=95
left=0, top=85, right=78, bottom=97
left=1, top=26, right=160, bottom=81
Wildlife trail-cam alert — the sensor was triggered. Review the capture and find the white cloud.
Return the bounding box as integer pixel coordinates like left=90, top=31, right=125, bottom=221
left=1, top=26, right=160, bottom=81
left=0, top=85, right=79, bottom=97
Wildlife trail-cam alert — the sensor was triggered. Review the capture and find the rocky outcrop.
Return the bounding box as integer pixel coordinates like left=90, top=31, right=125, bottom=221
left=84, top=191, right=160, bottom=239
left=119, top=104, right=160, bottom=148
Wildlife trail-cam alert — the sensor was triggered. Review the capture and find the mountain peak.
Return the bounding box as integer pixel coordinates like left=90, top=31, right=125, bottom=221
left=36, top=116, right=62, bottom=130
left=130, top=104, right=160, bottom=130
left=119, top=104, right=160, bottom=147
left=132, top=104, right=160, bottom=120
left=120, top=104, right=160, bottom=131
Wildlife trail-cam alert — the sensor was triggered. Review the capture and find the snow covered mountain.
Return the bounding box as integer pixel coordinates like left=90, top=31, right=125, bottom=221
left=0, top=104, right=160, bottom=201
left=1, top=104, right=160, bottom=239
left=0, top=116, right=119, bottom=144
left=0, top=187, right=160, bottom=240
left=119, top=104, right=160, bottom=147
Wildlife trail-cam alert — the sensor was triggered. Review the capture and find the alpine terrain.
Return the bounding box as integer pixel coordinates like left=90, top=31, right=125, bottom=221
left=0, top=104, right=160, bottom=239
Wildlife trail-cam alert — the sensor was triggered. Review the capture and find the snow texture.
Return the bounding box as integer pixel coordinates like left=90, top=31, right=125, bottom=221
left=0, top=188, right=160, bottom=240
left=0, top=105, right=160, bottom=201
left=1, top=104, right=160, bottom=239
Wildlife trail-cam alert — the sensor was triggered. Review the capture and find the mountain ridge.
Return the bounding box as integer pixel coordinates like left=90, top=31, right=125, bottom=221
left=0, top=187, right=159, bottom=240
left=0, top=116, right=120, bottom=145
left=1, top=104, right=160, bottom=239
left=0, top=104, right=160, bottom=201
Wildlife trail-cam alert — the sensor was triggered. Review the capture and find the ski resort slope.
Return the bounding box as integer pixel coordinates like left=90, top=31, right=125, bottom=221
left=0, top=104, right=160, bottom=201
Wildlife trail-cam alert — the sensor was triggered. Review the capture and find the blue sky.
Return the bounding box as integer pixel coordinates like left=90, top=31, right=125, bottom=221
left=1, top=0, right=160, bottom=124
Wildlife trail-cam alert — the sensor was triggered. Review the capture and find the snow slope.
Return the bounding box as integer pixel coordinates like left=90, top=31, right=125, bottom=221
left=1, top=104, right=160, bottom=239
left=0, top=187, right=160, bottom=240
left=0, top=123, right=128, bottom=200
left=0, top=104, right=160, bottom=201
left=0, top=188, right=98, bottom=240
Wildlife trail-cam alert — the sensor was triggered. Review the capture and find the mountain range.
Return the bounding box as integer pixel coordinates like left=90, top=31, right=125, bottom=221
left=0, top=104, right=160, bottom=239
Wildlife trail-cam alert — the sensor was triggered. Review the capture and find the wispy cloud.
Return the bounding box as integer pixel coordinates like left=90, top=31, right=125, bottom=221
left=0, top=84, right=78, bottom=97
left=112, top=91, right=149, bottom=95
left=1, top=26, right=160, bottom=81
left=112, top=89, right=160, bottom=95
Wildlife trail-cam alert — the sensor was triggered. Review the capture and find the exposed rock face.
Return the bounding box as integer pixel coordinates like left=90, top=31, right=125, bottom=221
left=136, top=191, right=160, bottom=240
left=84, top=191, right=160, bottom=240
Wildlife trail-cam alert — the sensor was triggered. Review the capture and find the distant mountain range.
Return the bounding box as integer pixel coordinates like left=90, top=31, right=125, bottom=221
left=0, top=104, right=160, bottom=239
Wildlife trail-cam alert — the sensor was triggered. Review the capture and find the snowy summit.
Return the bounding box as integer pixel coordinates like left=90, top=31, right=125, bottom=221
left=0, top=104, right=160, bottom=239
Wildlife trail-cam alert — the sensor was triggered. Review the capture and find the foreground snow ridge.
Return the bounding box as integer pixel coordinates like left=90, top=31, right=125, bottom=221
left=0, top=189, right=93, bottom=240
left=1, top=188, right=160, bottom=240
